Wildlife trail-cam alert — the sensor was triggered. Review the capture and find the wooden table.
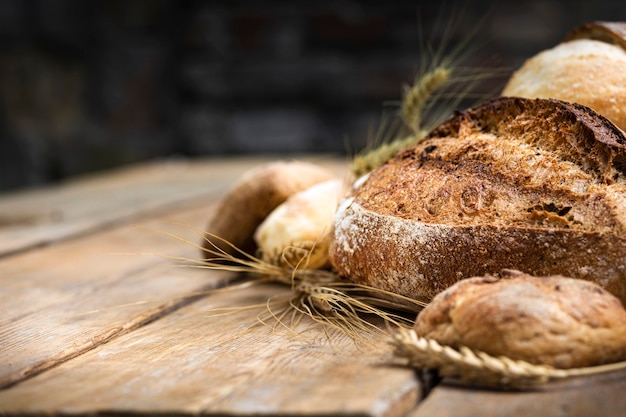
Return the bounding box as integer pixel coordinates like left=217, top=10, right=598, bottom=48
left=1, top=156, right=625, bottom=416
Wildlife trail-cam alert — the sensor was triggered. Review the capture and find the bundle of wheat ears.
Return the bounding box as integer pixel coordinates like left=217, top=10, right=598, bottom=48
left=166, top=20, right=626, bottom=389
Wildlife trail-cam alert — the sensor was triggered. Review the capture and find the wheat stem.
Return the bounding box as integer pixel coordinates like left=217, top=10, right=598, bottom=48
left=154, top=227, right=427, bottom=341
left=392, top=328, right=626, bottom=389
left=349, top=65, right=452, bottom=178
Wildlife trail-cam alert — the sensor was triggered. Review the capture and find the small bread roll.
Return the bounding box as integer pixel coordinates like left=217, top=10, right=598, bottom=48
left=255, top=179, right=345, bottom=269
left=414, top=270, right=626, bottom=369
left=201, top=161, right=334, bottom=258
left=502, top=21, right=626, bottom=131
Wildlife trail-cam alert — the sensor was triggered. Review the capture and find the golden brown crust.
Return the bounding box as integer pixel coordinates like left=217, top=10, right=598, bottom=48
left=426, top=97, right=626, bottom=184
left=502, top=21, right=626, bottom=132
left=329, top=97, right=626, bottom=305
left=413, top=270, right=626, bottom=368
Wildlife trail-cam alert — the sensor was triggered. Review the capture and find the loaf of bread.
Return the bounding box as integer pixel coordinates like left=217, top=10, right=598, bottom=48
left=502, top=21, right=626, bottom=131
left=413, top=270, right=626, bottom=369
left=329, top=97, right=626, bottom=305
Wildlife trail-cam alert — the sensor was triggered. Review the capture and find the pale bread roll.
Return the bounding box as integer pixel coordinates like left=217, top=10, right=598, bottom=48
left=414, top=270, right=626, bottom=369
left=255, top=179, right=345, bottom=269
left=503, top=21, right=626, bottom=131
left=201, top=161, right=334, bottom=257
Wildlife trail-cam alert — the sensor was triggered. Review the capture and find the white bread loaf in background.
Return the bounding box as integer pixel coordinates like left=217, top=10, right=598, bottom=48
left=503, top=21, right=626, bottom=132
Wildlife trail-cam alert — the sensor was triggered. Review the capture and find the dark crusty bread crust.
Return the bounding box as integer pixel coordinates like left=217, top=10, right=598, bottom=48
left=329, top=97, right=626, bottom=304
left=413, top=270, right=626, bottom=368
left=565, top=21, right=626, bottom=49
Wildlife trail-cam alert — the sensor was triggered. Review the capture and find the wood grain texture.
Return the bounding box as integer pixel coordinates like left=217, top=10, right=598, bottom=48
left=0, top=203, right=230, bottom=389
left=9, top=155, right=622, bottom=416
left=0, top=155, right=351, bottom=389
left=0, top=156, right=348, bottom=257
left=408, top=370, right=626, bottom=417
left=3, top=156, right=417, bottom=417
left=0, top=283, right=420, bottom=417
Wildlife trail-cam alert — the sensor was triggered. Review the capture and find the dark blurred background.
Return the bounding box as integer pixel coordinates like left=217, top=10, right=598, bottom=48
left=0, top=0, right=624, bottom=192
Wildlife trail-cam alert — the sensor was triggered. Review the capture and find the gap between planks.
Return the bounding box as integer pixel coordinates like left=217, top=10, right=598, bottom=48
left=0, top=210, right=237, bottom=390
left=0, top=156, right=353, bottom=392
left=0, top=282, right=422, bottom=417
left=0, top=155, right=349, bottom=259
left=0, top=277, right=227, bottom=390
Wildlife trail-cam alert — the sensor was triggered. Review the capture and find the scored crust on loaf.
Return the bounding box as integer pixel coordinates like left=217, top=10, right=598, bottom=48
left=329, top=97, right=626, bottom=304
left=413, top=270, right=626, bottom=369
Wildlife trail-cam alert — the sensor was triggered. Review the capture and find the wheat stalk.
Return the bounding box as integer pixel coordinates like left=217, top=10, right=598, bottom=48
left=349, top=7, right=511, bottom=179
left=349, top=65, right=450, bottom=178
left=402, top=66, right=451, bottom=134
left=350, top=133, right=421, bottom=178
left=392, top=327, right=626, bottom=389
left=155, top=227, right=427, bottom=341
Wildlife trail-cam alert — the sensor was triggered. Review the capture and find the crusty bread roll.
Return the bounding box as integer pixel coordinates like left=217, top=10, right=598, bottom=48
left=329, top=97, right=626, bottom=305
left=502, top=21, right=626, bottom=131
left=414, top=270, right=626, bottom=369
left=201, top=161, right=334, bottom=257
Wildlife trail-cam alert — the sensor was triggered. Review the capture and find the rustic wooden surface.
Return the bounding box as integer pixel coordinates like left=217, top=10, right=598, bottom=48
left=1, top=155, right=625, bottom=416
left=409, top=370, right=626, bottom=417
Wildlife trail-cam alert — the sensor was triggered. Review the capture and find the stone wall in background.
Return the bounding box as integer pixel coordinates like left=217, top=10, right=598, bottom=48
left=0, top=0, right=623, bottom=191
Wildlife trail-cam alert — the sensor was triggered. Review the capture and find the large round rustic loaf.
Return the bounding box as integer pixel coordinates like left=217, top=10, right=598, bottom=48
left=329, top=97, right=626, bottom=305
left=502, top=21, right=626, bottom=131
left=414, top=270, right=626, bottom=369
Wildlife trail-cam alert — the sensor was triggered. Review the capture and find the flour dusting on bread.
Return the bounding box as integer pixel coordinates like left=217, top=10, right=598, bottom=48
left=329, top=97, right=626, bottom=304
left=414, top=271, right=626, bottom=368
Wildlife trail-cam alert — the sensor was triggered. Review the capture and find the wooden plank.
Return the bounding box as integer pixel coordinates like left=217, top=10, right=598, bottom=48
left=0, top=156, right=348, bottom=257
left=0, top=201, right=229, bottom=389
left=0, top=282, right=421, bottom=416
left=408, top=370, right=626, bottom=417
left=2, top=155, right=424, bottom=415
left=0, top=156, right=351, bottom=389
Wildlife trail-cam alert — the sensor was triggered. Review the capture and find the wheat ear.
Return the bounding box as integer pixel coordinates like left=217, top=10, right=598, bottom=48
left=401, top=66, right=451, bottom=134
left=153, top=227, right=426, bottom=341
left=391, top=328, right=626, bottom=389
left=350, top=66, right=451, bottom=178
left=350, top=134, right=421, bottom=178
